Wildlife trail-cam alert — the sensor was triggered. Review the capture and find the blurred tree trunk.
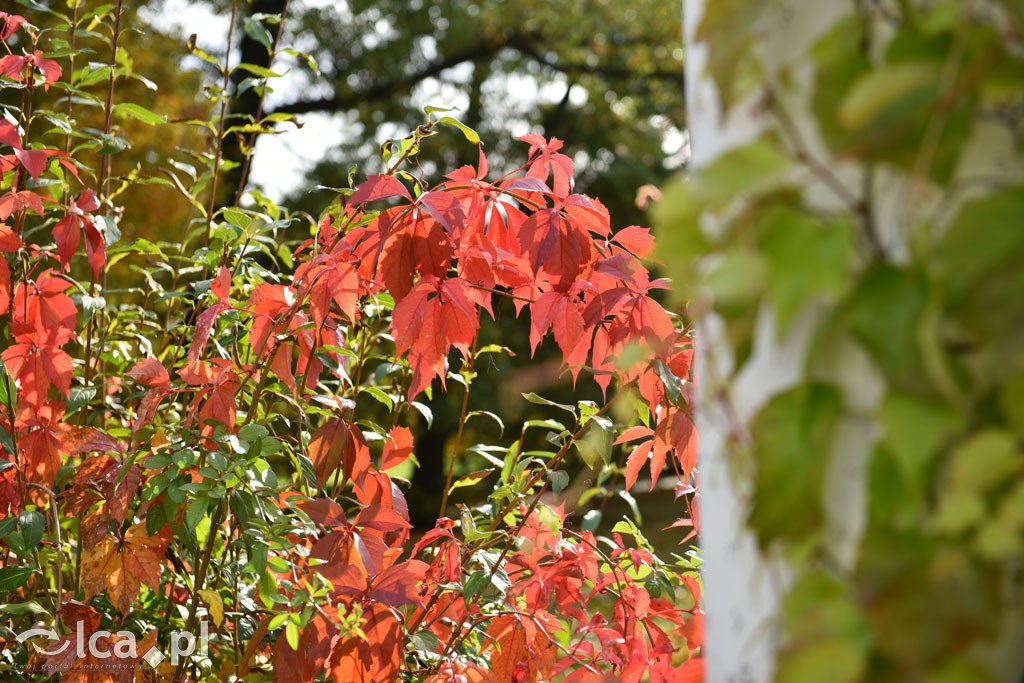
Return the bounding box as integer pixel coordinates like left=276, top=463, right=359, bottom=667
left=676, top=1, right=1024, bottom=681
left=220, top=0, right=287, bottom=207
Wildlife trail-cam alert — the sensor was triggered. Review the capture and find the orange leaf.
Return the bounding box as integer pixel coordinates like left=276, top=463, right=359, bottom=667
left=81, top=522, right=167, bottom=613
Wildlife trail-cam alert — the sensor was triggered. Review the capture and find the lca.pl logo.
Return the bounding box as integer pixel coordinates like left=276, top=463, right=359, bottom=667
left=15, top=620, right=210, bottom=668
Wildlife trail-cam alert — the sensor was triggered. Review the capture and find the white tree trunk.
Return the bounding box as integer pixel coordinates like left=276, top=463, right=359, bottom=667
left=684, top=2, right=887, bottom=681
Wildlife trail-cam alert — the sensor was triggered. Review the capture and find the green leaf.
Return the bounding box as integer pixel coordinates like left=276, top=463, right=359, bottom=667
left=760, top=207, right=852, bottom=332
left=113, top=102, right=166, bottom=125
left=234, top=63, right=282, bottom=79
left=362, top=386, right=393, bottom=411
left=619, top=490, right=642, bottom=524
left=946, top=431, right=1021, bottom=495
left=146, top=501, right=168, bottom=537
left=285, top=620, right=300, bottom=650
left=933, top=188, right=1024, bottom=305
left=749, top=384, right=841, bottom=546
left=845, top=265, right=927, bottom=390
left=185, top=498, right=207, bottom=529
left=462, top=570, right=489, bottom=600
left=839, top=62, right=940, bottom=134
left=448, top=469, right=492, bottom=495
left=283, top=48, right=320, bottom=76
left=243, top=15, right=274, bottom=52
left=522, top=392, right=575, bottom=415
left=0, top=516, right=16, bottom=539
left=467, top=410, right=503, bottom=435
left=654, top=360, right=684, bottom=405
left=19, top=510, right=45, bottom=550
left=776, top=572, right=870, bottom=683
left=549, top=470, right=569, bottom=494
left=695, top=0, right=779, bottom=111
left=438, top=116, right=480, bottom=144
left=145, top=452, right=171, bottom=470
left=409, top=630, right=439, bottom=653
left=880, top=393, right=960, bottom=490
left=0, top=601, right=46, bottom=616
left=187, top=40, right=222, bottom=70
left=0, top=567, right=36, bottom=593
left=66, top=385, right=97, bottom=415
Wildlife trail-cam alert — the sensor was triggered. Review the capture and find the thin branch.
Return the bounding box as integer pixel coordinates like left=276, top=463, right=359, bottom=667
left=267, top=33, right=682, bottom=118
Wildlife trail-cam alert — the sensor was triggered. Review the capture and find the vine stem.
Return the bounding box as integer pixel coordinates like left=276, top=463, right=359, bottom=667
left=171, top=501, right=226, bottom=683
left=62, top=3, right=79, bottom=158
left=27, top=483, right=62, bottom=631
left=204, top=0, right=240, bottom=246
left=98, top=0, right=123, bottom=204
left=3, top=375, right=27, bottom=506
left=81, top=0, right=124, bottom=427
left=437, top=337, right=479, bottom=517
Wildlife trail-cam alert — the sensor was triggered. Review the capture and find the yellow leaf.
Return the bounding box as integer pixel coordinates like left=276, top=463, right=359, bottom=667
left=199, top=589, right=224, bottom=627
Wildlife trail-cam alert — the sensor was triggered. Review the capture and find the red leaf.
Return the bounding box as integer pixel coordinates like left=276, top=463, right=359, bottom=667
left=530, top=290, right=589, bottom=373
left=61, top=427, right=123, bottom=456
left=316, top=561, right=368, bottom=596
left=354, top=504, right=412, bottom=533
left=380, top=426, right=414, bottom=470
left=624, top=440, right=653, bottom=492
left=75, top=189, right=99, bottom=212
left=368, top=559, right=428, bottom=607
left=504, top=177, right=554, bottom=195
left=380, top=212, right=452, bottom=301
left=32, top=51, right=61, bottom=89
left=516, top=134, right=574, bottom=197
left=14, top=148, right=46, bottom=181
left=0, top=55, right=25, bottom=81
left=613, top=225, right=655, bottom=258
left=212, top=265, right=231, bottom=301
left=128, top=357, right=172, bottom=390
left=519, top=208, right=594, bottom=290
left=583, top=287, right=631, bottom=327
left=0, top=119, right=20, bottom=149
left=2, top=343, right=72, bottom=406
left=327, top=603, right=402, bottom=682
left=419, top=190, right=465, bottom=235
left=594, top=253, right=645, bottom=286
left=299, top=256, right=360, bottom=327
left=487, top=616, right=536, bottom=683
left=187, top=304, right=223, bottom=365
left=82, top=217, right=105, bottom=277
left=391, top=281, right=446, bottom=398
left=200, top=379, right=239, bottom=430
left=614, top=425, right=654, bottom=445
left=52, top=215, right=80, bottom=269
left=651, top=410, right=697, bottom=490
left=309, top=419, right=369, bottom=488
left=10, top=272, right=78, bottom=346
left=0, top=222, right=24, bottom=251
left=0, top=257, right=9, bottom=316
left=349, top=174, right=412, bottom=204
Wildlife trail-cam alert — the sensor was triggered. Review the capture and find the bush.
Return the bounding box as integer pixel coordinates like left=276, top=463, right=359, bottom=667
left=0, top=5, right=700, bottom=681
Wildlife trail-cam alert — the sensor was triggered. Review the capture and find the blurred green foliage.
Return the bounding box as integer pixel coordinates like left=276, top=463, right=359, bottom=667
left=656, top=0, right=1024, bottom=680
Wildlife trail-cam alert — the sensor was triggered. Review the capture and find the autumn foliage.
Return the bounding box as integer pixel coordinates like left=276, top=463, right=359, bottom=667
left=0, top=7, right=701, bottom=682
